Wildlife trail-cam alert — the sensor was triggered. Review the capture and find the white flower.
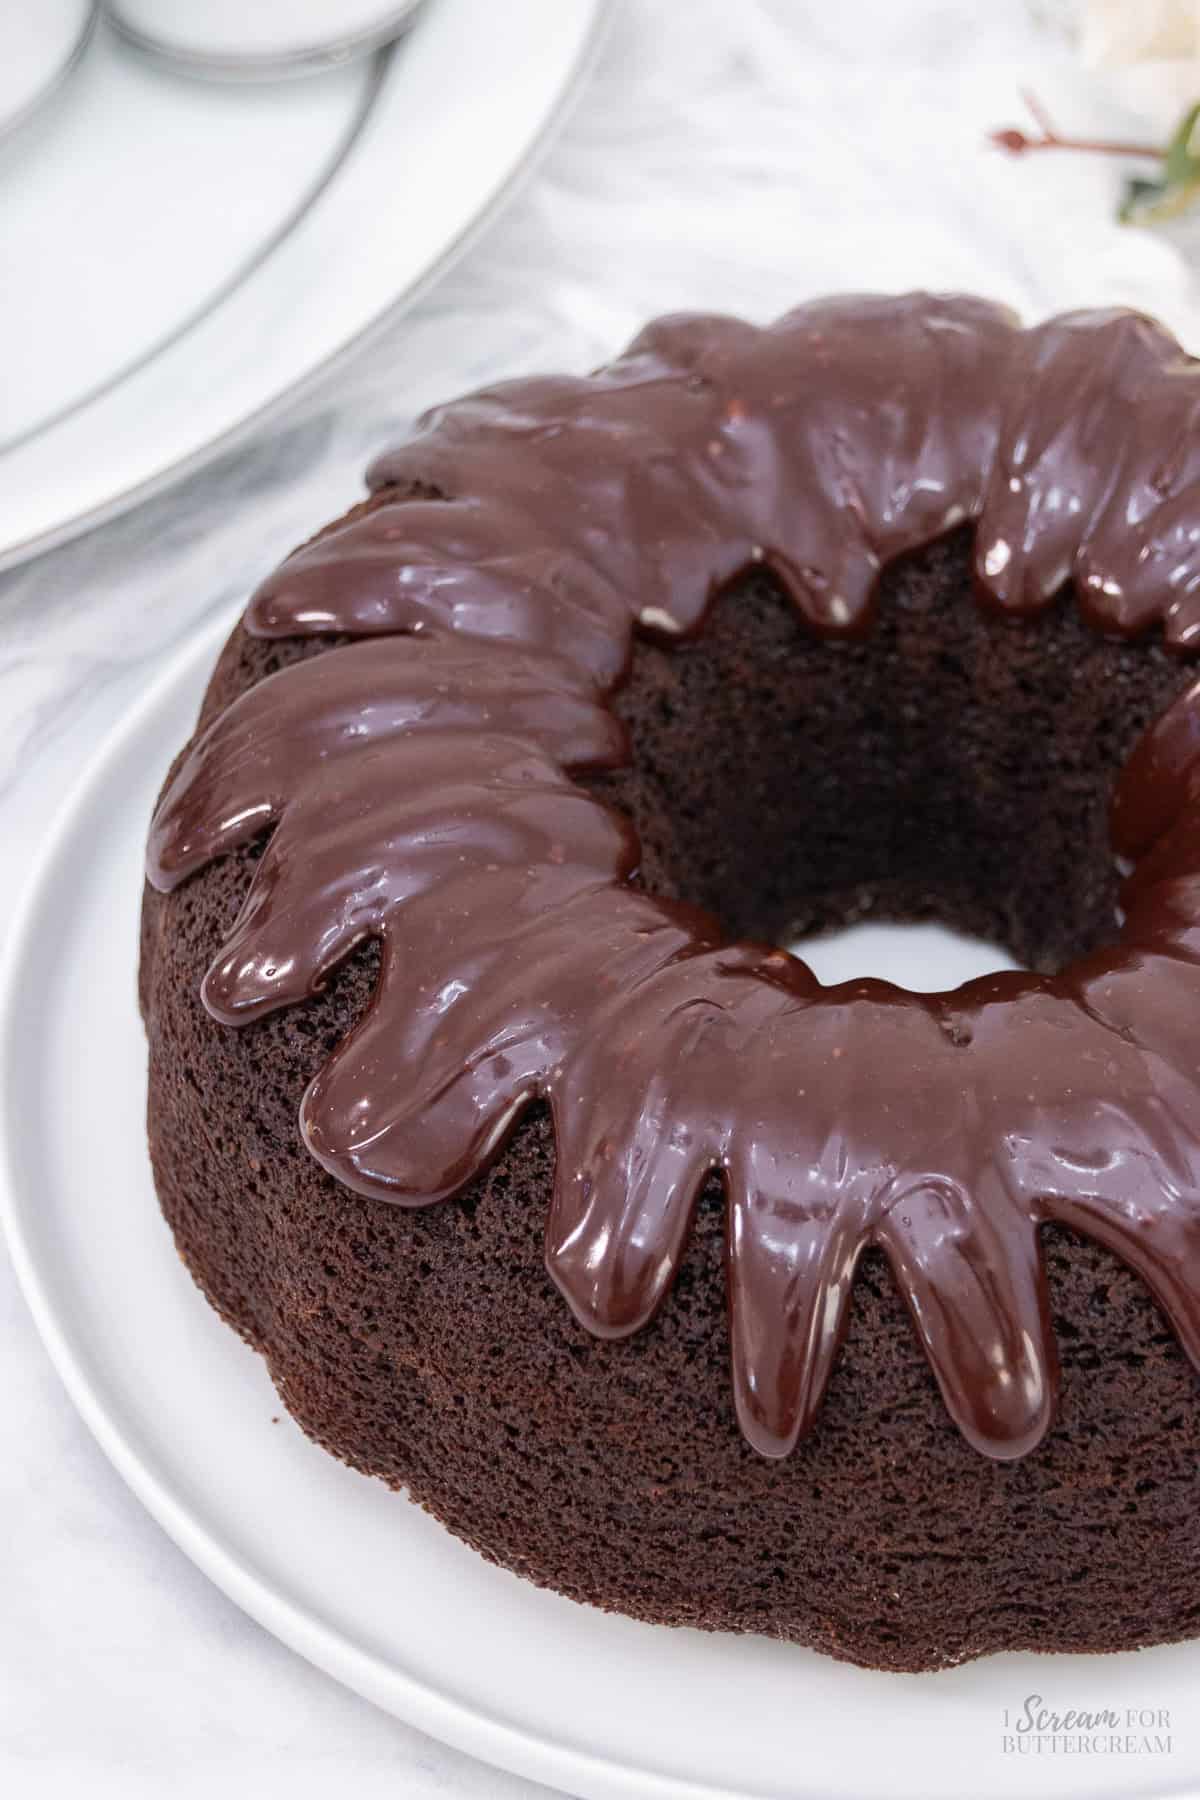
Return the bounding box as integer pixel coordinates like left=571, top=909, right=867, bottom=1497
left=1081, top=0, right=1200, bottom=66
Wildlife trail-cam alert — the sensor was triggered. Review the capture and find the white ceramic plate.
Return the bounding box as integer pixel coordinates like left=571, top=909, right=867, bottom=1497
left=0, top=0, right=606, bottom=572
left=0, top=0, right=96, bottom=141
left=2, top=612, right=1198, bottom=1800
left=107, top=0, right=425, bottom=80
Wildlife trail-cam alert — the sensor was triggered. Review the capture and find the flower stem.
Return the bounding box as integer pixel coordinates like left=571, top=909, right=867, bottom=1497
left=990, top=90, right=1163, bottom=161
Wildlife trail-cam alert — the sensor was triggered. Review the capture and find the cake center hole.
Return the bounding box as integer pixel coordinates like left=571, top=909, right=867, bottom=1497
left=794, top=920, right=1020, bottom=991
left=591, top=531, right=1194, bottom=985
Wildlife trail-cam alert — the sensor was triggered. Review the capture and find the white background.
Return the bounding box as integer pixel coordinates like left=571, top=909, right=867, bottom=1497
left=4, top=2, right=1200, bottom=1795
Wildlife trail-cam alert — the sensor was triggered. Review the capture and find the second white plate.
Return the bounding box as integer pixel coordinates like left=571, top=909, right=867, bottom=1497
left=0, top=0, right=606, bottom=572
left=2, top=610, right=1198, bottom=1800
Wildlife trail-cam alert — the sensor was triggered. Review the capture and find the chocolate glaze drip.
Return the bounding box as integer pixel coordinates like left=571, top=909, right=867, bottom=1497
left=150, top=293, right=1200, bottom=1460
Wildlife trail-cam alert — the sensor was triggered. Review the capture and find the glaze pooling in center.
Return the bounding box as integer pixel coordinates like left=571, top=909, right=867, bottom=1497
left=148, top=293, right=1200, bottom=1462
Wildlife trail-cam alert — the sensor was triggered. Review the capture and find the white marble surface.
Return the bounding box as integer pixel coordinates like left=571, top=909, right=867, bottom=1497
left=5, top=2, right=1200, bottom=1794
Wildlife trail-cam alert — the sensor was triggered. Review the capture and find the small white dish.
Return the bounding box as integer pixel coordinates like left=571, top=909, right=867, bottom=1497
left=107, top=0, right=426, bottom=82
left=0, top=0, right=606, bottom=573
left=1, top=609, right=1196, bottom=1800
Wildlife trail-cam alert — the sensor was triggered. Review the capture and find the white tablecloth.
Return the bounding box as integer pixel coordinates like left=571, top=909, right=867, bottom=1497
left=3, top=3, right=1198, bottom=1794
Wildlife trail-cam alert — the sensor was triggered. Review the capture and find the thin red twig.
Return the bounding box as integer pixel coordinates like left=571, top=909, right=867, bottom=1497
left=990, top=90, right=1163, bottom=161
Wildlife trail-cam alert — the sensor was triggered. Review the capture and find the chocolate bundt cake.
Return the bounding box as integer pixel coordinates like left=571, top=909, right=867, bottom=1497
left=141, top=293, right=1200, bottom=1672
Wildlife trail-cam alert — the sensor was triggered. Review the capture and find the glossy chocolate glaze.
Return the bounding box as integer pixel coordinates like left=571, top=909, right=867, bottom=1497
left=149, top=293, right=1200, bottom=1460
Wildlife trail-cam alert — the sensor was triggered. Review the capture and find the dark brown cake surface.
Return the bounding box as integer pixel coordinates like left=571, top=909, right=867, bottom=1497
left=141, top=296, right=1200, bottom=1669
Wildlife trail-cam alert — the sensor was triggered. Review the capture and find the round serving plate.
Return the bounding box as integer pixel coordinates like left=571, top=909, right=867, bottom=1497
left=0, top=0, right=606, bottom=573
left=2, top=611, right=1198, bottom=1800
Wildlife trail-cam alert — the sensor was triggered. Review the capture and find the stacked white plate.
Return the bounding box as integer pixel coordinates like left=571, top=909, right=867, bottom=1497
left=0, top=0, right=606, bottom=570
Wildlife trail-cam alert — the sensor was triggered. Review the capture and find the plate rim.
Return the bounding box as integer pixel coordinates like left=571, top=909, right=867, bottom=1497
left=3, top=611, right=1200, bottom=1800
left=0, top=0, right=610, bottom=576
left=0, top=0, right=98, bottom=146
